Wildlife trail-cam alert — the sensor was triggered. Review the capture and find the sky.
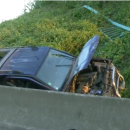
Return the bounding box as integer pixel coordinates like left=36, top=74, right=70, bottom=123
left=0, top=0, right=34, bottom=24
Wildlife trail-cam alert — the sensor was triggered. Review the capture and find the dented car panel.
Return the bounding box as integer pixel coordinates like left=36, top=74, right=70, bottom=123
left=0, top=35, right=125, bottom=97
left=73, top=35, right=99, bottom=75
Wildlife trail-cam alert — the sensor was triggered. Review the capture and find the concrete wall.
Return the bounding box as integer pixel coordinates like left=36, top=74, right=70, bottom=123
left=0, top=85, right=130, bottom=130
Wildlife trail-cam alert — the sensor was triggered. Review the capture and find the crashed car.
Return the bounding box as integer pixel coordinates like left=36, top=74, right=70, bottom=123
left=0, top=35, right=125, bottom=97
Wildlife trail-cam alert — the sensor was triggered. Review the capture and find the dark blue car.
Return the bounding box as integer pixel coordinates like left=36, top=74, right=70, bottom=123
left=0, top=35, right=125, bottom=97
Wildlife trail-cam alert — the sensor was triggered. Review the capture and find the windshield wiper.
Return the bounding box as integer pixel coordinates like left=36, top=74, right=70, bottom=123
left=52, top=54, right=75, bottom=60
left=56, top=64, right=72, bottom=67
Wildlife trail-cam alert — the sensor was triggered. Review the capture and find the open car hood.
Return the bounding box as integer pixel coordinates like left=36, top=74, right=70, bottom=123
left=72, top=35, right=99, bottom=76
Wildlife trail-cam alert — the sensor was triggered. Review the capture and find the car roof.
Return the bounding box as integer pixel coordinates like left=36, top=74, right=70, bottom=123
left=0, top=46, right=50, bottom=75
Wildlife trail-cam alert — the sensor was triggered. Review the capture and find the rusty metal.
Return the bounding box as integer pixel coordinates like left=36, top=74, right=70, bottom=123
left=82, top=84, right=90, bottom=94
left=70, top=74, right=78, bottom=93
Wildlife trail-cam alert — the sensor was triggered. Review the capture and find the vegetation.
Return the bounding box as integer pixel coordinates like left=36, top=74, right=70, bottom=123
left=0, top=1, right=130, bottom=98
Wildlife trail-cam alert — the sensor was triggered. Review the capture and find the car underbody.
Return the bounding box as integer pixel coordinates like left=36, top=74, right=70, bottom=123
left=67, top=58, right=125, bottom=97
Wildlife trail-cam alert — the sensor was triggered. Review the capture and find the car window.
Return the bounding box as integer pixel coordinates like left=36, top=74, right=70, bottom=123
left=5, top=78, right=46, bottom=90
left=1, top=47, right=48, bottom=75
left=0, top=48, right=16, bottom=67
left=36, top=49, right=74, bottom=90
left=0, top=51, right=9, bottom=60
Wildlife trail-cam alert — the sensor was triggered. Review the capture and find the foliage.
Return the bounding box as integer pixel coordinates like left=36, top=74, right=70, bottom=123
left=0, top=1, right=130, bottom=98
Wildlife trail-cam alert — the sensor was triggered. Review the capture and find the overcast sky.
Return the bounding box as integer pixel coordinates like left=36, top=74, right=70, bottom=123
left=0, top=0, right=34, bottom=24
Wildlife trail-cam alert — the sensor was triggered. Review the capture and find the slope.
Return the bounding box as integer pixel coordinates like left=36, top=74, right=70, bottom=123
left=0, top=1, right=130, bottom=98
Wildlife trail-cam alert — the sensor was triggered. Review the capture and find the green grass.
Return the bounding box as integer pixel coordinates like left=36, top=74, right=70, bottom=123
left=0, top=1, right=130, bottom=98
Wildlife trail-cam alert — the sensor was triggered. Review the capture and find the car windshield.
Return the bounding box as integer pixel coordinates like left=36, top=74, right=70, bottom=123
left=35, top=49, right=74, bottom=90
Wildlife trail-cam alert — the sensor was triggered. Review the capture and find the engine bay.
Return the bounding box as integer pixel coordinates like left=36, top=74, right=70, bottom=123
left=68, top=58, right=125, bottom=97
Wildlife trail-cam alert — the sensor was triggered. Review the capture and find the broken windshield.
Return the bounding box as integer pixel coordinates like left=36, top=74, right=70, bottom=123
left=36, top=49, right=74, bottom=90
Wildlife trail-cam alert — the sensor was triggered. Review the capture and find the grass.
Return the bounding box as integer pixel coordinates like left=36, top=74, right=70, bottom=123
left=0, top=1, right=130, bottom=98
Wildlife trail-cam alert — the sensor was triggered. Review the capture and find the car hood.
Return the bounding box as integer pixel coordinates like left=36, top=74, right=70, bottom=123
left=71, top=35, right=99, bottom=76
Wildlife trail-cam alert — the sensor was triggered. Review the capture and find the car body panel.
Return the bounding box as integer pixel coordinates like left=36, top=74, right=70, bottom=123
left=72, top=35, right=99, bottom=76
left=62, top=35, right=99, bottom=90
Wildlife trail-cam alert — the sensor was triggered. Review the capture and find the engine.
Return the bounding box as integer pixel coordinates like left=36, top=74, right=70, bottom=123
left=68, top=58, right=125, bottom=97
